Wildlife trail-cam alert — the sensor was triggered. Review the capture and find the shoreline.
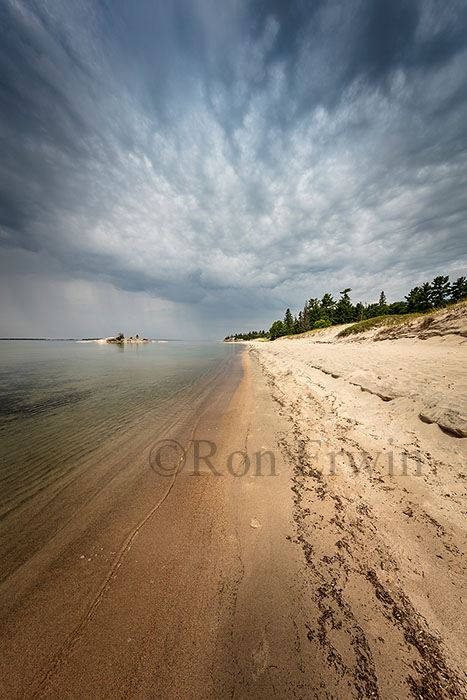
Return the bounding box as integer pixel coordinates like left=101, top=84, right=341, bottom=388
left=1, top=326, right=466, bottom=698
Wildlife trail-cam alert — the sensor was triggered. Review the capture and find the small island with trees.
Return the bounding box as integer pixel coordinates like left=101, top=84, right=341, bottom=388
left=77, top=333, right=166, bottom=344
left=105, top=333, right=149, bottom=344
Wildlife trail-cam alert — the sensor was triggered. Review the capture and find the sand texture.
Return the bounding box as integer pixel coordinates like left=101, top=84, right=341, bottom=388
left=242, top=307, right=467, bottom=699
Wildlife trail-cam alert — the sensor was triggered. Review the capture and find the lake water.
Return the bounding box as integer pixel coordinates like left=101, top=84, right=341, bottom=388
left=0, top=340, right=242, bottom=587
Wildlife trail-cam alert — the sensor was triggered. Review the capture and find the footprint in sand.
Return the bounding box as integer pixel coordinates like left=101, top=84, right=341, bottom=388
left=250, top=518, right=262, bottom=529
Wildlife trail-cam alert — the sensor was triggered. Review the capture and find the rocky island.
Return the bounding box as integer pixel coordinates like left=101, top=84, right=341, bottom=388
left=104, top=333, right=149, bottom=344
left=77, top=334, right=166, bottom=344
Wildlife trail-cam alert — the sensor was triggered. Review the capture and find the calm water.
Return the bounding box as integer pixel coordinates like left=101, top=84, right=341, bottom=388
left=0, top=340, right=242, bottom=583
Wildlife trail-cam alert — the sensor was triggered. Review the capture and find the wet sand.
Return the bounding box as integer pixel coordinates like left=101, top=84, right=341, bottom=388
left=0, top=347, right=244, bottom=699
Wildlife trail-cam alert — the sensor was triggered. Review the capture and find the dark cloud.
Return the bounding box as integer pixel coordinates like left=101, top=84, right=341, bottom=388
left=348, top=0, right=420, bottom=79
left=0, top=0, right=466, bottom=337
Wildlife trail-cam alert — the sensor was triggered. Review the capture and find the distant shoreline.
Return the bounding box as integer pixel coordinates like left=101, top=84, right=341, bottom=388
left=0, top=337, right=181, bottom=342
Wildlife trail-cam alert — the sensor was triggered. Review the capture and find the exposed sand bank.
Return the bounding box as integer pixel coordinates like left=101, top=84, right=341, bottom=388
left=1, top=309, right=466, bottom=699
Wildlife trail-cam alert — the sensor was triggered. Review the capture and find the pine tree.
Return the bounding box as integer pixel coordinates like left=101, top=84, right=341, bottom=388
left=284, top=308, right=294, bottom=333
left=377, top=291, right=387, bottom=315
left=307, top=298, right=321, bottom=327
left=355, top=302, right=364, bottom=321
left=450, top=276, right=467, bottom=302
left=335, top=288, right=354, bottom=324
left=320, top=293, right=336, bottom=323
left=405, top=286, right=421, bottom=312
left=297, top=311, right=305, bottom=334
left=418, top=282, right=434, bottom=311
left=365, top=303, right=381, bottom=318
left=430, top=276, right=450, bottom=307
left=406, top=284, right=434, bottom=312
left=388, top=301, right=407, bottom=315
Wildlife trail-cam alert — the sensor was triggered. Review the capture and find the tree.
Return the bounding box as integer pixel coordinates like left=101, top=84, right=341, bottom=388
left=284, top=308, right=294, bottom=334
left=224, top=330, right=269, bottom=341
left=430, top=276, right=450, bottom=307
left=405, top=282, right=433, bottom=313
left=355, top=302, right=365, bottom=321
left=307, top=298, right=321, bottom=327
left=406, top=283, right=434, bottom=312
left=335, top=288, right=354, bottom=324
left=406, top=287, right=419, bottom=311
left=269, top=320, right=287, bottom=340
left=116, top=332, right=124, bottom=341
left=378, top=291, right=388, bottom=314
left=320, top=293, right=336, bottom=323
left=364, top=303, right=382, bottom=319
left=294, top=312, right=305, bottom=334
left=450, top=276, right=467, bottom=302
left=418, top=282, right=434, bottom=311
left=388, top=301, right=407, bottom=315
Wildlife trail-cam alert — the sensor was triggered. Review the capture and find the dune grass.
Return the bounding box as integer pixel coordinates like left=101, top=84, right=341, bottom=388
left=337, top=312, right=426, bottom=338
left=281, top=325, right=332, bottom=340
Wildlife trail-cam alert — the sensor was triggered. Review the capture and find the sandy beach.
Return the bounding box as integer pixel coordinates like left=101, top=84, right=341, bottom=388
left=1, top=307, right=466, bottom=699
left=240, top=305, right=467, bottom=699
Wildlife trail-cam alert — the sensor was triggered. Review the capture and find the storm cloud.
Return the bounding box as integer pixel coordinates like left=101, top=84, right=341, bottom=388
left=1, top=0, right=466, bottom=337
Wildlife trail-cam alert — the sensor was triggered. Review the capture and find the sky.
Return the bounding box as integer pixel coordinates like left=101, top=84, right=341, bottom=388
left=1, top=0, right=466, bottom=339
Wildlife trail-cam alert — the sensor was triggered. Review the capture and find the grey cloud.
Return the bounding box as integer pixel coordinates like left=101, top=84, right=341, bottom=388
left=0, top=0, right=467, bottom=337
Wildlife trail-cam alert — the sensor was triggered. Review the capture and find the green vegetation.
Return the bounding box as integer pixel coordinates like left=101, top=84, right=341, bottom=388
left=314, top=319, right=332, bottom=329
left=112, top=332, right=147, bottom=342
left=269, top=321, right=287, bottom=340
left=224, top=330, right=269, bottom=341
left=337, top=312, right=424, bottom=338
left=225, top=274, right=467, bottom=341
left=267, top=274, right=467, bottom=340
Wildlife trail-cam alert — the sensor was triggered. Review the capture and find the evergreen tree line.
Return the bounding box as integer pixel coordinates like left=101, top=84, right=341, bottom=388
left=225, top=275, right=467, bottom=341
left=224, top=329, right=269, bottom=341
